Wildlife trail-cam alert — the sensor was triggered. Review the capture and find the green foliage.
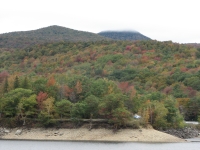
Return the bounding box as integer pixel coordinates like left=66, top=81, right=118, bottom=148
left=2, top=88, right=34, bottom=117
left=55, top=99, right=72, bottom=119
left=32, top=78, right=47, bottom=94
left=71, top=102, right=87, bottom=119
left=98, top=93, right=131, bottom=126
left=110, top=107, right=131, bottom=127
left=83, top=95, right=100, bottom=118
left=3, top=77, right=8, bottom=93
left=14, top=76, right=20, bottom=89
left=109, top=68, right=138, bottom=81
left=164, top=96, right=184, bottom=128
left=21, top=76, right=30, bottom=89
left=38, top=111, right=56, bottom=127
left=17, top=94, right=37, bottom=117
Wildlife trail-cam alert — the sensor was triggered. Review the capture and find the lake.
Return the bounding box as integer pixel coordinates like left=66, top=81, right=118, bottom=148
left=0, top=140, right=199, bottom=150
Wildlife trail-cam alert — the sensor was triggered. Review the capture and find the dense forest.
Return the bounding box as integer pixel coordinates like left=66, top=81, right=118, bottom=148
left=0, top=37, right=200, bottom=129
left=98, top=31, right=151, bottom=41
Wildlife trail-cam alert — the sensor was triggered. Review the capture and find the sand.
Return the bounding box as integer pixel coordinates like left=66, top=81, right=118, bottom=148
left=1, top=127, right=186, bottom=143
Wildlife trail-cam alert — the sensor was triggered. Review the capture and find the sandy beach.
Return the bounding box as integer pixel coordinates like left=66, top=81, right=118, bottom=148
left=1, top=127, right=186, bottom=143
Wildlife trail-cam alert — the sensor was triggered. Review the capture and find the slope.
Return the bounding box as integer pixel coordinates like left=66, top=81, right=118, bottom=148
left=98, top=31, right=151, bottom=41
left=0, top=25, right=109, bottom=49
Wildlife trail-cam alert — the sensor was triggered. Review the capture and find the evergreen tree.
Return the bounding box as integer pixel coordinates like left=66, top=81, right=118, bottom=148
left=3, top=77, right=9, bottom=93
left=22, top=76, right=29, bottom=89
left=14, top=76, right=20, bottom=89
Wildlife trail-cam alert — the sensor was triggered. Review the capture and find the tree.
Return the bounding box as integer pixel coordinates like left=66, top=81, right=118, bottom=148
left=17, top=94, right=37, bottom=125
left=71, top=102, right=87, bottom=119
left=55, top=99, right=72, bottom=119
left=111, top=107, right=131, bottom=128
left=2, top=88, right=34, bottom=117
left=21, top=76, right=29, bottom=89
left=47, top=76, right=56, bottom=87
left=32, top=78, right=47, bottom=94
left=36, top=91, right=48, bottom=111
left=98, top=93, right=131, bottom=127
left=42, top=97, right=55, bottom=116
left=83, top=95, right=100, bottom=118
left=38, top=97, right=55, bottom=127
left=3, top=77, right=9, bottom=93
left=164, top=96, right=184, bottom=128
left=14, top=76, right=20, bottom=89
left=139, top=100, right=168, bottom=129
left=0, top=71, right=9, bottom=84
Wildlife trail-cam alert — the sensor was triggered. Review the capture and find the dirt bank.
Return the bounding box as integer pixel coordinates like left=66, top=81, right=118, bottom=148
left=0, top=127, right=186, bottom=143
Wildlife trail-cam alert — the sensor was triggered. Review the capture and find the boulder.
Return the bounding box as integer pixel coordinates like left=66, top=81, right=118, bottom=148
left=4, top=129, right=10, bottom=133
left=15, top=129, right=22, bottom=135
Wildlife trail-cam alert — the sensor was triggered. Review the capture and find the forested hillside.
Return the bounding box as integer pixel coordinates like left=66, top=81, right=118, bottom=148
left=0, top=25, right=109, bottom=49
left=98, top=31, right=151, bottom=41
left=0, top=40, right=200, bottom=128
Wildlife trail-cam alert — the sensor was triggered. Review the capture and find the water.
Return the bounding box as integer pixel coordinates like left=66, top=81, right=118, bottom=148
left=0, top=140, right=199, bottom=150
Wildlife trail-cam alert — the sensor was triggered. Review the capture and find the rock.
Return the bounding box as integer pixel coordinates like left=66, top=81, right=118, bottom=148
left=59, top=133, right=64, bottom=136
left=4, top=129, right=10, bottom=133
left=15, top=129, right=22, bottom=135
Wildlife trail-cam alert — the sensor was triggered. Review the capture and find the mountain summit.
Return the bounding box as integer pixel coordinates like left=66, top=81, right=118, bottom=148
left=0, top=25, right=108, bottom=49
left=98, top=31, right=151, bottom=41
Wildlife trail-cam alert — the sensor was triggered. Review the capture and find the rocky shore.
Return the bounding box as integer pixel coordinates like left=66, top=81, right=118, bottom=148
left=162, top=127, right=200, bottom=139
left=0, top=127, right=186, bottom=142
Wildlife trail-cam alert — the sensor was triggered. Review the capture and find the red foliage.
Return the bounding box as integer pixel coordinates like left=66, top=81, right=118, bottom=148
left=0, top=71, right=9, bottom=84
left=64, top=85, right=73, bottom=97
left=75, top=56, right=82, bottom=62
left=118, top=82, right=135, bottom=94
left=163, top=86, right=173, bottom=95
left=118, top=82, right=129, bottom=93
left=154, top=57, right=161, bottom=61
left=180, top=67, right=188, bottom=72
left=184, top=87, right=196, bottom=98
left=170, top=71, right=174, bottom=76
left=125, top=46, right=131, bottom=51
left=36, top=92, right=48, bottom=110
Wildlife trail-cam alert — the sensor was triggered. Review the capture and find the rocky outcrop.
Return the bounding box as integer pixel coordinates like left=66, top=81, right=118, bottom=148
left=162, top=127, right=200, bottom=139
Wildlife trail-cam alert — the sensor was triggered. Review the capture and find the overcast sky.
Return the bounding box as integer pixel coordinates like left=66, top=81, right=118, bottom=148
left=1, top=0, right=200, bottom=43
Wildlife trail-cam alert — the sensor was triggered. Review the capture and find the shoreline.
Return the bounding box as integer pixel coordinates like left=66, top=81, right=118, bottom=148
left=0, top=127, right=186, bottom=143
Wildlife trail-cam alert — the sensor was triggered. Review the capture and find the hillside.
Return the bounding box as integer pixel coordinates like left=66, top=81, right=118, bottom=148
left=0, top=40, right=200, bottom=128
left=98, top=31, right=151, bottom=41
left=0, top=25, right=109, bottom=49
left=185, top=43, right=200, bottom=48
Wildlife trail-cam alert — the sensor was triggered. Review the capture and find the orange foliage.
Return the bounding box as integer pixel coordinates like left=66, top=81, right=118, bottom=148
left=75, top=80, right=82, bottom=94
left=64, top=85, right=73, bottom=97
left=37, top=92, right=48, bottom=110
left=47, top=76, right=56, bottom=86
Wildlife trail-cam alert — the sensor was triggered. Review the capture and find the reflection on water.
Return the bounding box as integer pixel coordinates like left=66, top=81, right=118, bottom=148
left=0, top=140, right=199, bottom=150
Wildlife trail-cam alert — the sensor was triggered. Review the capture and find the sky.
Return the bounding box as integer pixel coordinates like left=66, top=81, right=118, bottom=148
left=0, top=0, right=200, bottom=43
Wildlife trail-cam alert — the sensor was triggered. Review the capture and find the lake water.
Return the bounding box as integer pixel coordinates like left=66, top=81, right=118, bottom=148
left=0, top=140, right=199, bottom=150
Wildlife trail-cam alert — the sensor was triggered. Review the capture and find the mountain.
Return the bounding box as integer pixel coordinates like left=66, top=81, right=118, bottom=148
left=98, top=31, right=151, bottom=41
left=1, top=40, right=199, bottom=125
left=0, top=25, right=109, bottom=49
